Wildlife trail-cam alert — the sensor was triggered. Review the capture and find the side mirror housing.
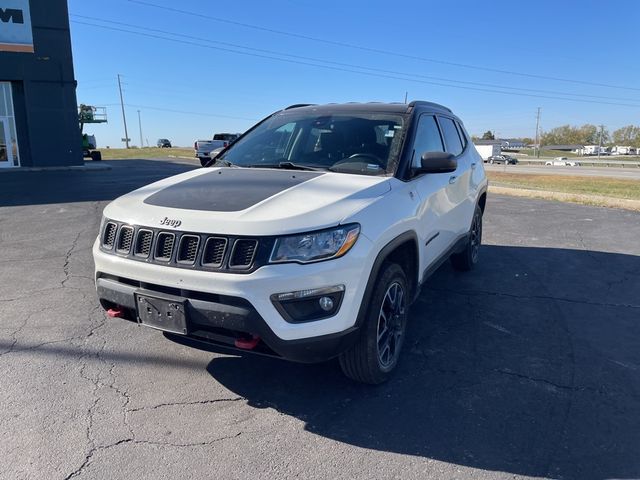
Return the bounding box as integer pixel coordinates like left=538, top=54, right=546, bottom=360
left=413, top=152, right=457, bottom=175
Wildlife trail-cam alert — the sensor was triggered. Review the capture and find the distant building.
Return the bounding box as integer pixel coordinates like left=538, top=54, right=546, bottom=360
left=499, top=139, right=525, bottom=150
left=0, top=0, right=81, bottom=168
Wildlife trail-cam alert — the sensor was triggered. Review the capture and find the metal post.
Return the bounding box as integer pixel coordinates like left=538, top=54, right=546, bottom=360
left=117, top=74, right=130, bottom=149
left=137, top=110, right=144, bottom=149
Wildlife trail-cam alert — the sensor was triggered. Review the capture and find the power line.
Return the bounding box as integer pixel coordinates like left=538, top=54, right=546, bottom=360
left=126, top=0, right=640, bottom=93
left=70, top=20, right=640, bottom=109
left=70, top=14, right=640, bottom=104
left=124, top=103, right=259, bottom=121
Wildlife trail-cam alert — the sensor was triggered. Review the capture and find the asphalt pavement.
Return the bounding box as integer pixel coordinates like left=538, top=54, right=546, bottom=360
left=485, top=162, right=640, bottom=179
left=1, top=158, right=639, bottom=480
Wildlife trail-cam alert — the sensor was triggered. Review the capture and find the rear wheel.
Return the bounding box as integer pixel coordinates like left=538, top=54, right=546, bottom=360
left=450, top=204, right=483, bottom=271
left=90, top=151, right=102, bottom=161
left=339, top=263, right=408, bottom=384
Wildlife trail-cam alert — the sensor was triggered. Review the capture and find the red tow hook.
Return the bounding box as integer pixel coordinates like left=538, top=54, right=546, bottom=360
left=106, top=308, right=124, bottom=318
left=235, top=335, right=260, bottom=350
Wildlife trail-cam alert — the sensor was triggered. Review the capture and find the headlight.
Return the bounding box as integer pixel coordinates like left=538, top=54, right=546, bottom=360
left=270, top=224, right=360, bottom=264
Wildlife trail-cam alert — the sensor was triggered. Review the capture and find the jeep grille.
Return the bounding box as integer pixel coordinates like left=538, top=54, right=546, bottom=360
left=99, top=220, right=270, bottom=274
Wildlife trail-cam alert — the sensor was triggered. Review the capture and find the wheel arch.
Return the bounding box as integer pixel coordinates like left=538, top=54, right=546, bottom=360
left=478, top=190, right=487, bottom=213
left=355, top=231, right=419, bottom=330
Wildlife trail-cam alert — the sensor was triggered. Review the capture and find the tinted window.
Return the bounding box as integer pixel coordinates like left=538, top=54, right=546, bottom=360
left=439, top=117, right=464, bottom=156
left=455, top=121, right=468, bottom=148
left=412, top=115, right=443, bottom=167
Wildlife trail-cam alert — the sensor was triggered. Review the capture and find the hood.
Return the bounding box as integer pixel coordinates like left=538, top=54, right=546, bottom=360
left=103, top=167, right=391, bottom=236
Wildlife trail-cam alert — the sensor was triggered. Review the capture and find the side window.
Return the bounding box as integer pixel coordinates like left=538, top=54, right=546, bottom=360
left=412, top=114, right=444, bottom=167
left=455, top=121, right=468, bottom=149
left=438, top=116, right=464, bottom=156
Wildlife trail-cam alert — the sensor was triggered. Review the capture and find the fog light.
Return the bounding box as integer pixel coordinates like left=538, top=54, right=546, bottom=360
left=271, top=285, right=345, bottom=323
left=319, top=296, right=334, bottom=311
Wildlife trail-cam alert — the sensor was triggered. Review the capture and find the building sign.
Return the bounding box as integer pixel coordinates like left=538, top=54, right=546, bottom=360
left=0, top=0, right=33, bottom=53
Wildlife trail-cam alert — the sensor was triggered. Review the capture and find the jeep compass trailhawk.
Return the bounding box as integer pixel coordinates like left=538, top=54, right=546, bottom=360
left=93, top=101, right=488, bottom=384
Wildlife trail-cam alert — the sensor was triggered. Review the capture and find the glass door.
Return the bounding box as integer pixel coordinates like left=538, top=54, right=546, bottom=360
left=0, top=117, right=14, bottom=168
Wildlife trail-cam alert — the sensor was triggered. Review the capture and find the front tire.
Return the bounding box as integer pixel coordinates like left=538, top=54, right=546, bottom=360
left=339, top=263, right=408, bottom=384
left=450, top=204, right=483, bottom=271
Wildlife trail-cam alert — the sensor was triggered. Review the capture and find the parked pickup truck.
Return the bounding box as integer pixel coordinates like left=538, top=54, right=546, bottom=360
left=195, top=133, right=241, bottom=166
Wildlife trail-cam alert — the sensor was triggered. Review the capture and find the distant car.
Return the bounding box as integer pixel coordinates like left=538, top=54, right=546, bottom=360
left=157, top=139, right=172, bottom=148
left=195, top=133, right=241, bottom=165
left=545, top=157, right=580, bottom=166
left=486, top=154, right=518, bottom=165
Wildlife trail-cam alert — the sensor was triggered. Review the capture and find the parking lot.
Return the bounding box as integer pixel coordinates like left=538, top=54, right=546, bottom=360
left=1, top=158, right=639, bottom=480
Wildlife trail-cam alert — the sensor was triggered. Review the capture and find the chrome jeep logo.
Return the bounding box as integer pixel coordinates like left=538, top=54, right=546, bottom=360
left=159, top=217, right=182, bottom=228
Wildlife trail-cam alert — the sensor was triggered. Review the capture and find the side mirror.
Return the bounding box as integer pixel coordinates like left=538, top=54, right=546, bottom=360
left=413, top=151, right=457, bottom=175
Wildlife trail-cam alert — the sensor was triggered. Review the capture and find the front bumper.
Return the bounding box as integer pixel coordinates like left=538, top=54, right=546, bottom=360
left=93, top=234, right=374, bottom=362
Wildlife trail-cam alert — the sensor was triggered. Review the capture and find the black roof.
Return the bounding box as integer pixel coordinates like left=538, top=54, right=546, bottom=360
left=281, top=101, right=452, bottom=115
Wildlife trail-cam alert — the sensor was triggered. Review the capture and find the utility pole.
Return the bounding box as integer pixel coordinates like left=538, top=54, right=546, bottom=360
left=404, top=91, right=408, bottom=103
left=137, top=110, right=144, bottom=149
left=117, top=74, right=130, bottom=149
left=597, top=124, right=604, bottom=160
left=535, top=107, right=541, bottom=158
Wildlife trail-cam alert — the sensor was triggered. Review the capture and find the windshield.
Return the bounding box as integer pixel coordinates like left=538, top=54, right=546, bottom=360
left=218, top=111, right=406, bottom=175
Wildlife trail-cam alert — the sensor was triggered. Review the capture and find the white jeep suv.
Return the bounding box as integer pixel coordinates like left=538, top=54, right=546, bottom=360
left=93, top=101, right=488, bottom=384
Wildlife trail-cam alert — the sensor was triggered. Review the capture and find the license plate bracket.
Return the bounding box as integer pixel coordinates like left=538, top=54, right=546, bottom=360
left=135, top=290, right=188, bottom=335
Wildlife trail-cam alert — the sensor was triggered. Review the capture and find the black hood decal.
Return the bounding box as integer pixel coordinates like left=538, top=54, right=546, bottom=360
left=144, top=169, right=324, bottom=212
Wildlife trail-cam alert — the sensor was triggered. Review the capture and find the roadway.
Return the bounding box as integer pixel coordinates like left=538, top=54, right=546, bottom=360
left=485, top=163, right=640, bottom=180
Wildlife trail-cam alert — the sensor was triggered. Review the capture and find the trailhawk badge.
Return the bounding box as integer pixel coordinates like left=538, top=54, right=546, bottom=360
left=159, top=217, right=182, bottom=228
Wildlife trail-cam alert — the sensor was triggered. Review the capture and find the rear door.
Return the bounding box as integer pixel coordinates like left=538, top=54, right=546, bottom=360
left=436, top=115, right=475, bottom=235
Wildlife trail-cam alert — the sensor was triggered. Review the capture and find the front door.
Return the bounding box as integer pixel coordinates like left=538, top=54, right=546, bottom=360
left=0, top=118, right=14, bottom=168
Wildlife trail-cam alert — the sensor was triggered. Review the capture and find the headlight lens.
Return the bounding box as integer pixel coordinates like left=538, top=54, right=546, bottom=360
left=270, top=224, right=360, bottom=264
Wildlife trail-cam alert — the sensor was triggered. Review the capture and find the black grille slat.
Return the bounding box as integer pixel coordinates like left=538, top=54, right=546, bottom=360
left=103, top=222, right=117, bottom=249
left=177, top=235, right=200, bottom=264
left=155, top=233, right=175, bottom=261
left=230, top=239, right=258, bottom=269
left=116, top=226, right=134, bottom=253
left=202, top=237, right=227, bottom=267
left=100, top=221, right=268, bottom=274
left=134, top=230, right=153, bottom=257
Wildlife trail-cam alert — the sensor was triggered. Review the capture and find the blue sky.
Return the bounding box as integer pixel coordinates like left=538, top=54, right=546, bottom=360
left=69, top=0, right=640, bottom=148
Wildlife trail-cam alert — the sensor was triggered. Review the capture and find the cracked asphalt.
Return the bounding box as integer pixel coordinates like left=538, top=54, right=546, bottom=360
left=1, top=158, right=639, bottom=480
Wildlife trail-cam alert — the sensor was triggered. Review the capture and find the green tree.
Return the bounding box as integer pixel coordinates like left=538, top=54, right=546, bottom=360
left=540, top=124, right=608, bottom=146
left=481, top=130, right=495, bottom=140
left=612, top=125, right=640, bottom=147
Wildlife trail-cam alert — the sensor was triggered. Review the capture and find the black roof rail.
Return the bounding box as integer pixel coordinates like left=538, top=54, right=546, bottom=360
left=284, top=103, right=316, bottom=110
left=408, top=100, right=452, bottom=112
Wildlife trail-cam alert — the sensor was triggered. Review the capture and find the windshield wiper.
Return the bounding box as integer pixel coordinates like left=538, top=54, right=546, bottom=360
left=244, top=162, right=325, bottom=171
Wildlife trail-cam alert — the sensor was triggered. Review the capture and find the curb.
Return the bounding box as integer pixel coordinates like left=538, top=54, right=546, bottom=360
left=0, top=163, right=112, bottom=173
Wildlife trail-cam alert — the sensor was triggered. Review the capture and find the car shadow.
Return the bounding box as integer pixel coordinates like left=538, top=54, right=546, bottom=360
left=202, top=245, right=640, bottom=479
left=0, top=158, right=199, bottom=206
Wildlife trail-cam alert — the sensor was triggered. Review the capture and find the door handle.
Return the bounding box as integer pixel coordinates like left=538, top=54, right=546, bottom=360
left=449, top=176, right=457, bottom=184
left=471, top=162, right=477, bottom=169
